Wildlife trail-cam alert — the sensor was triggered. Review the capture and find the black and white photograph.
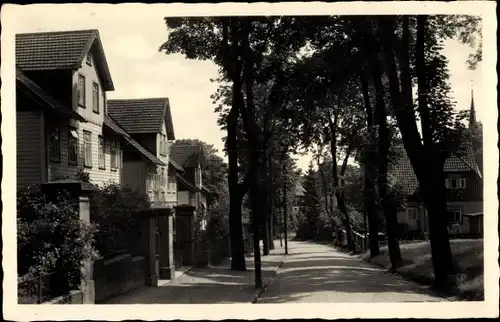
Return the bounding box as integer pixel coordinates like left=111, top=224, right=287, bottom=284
left=1, top=2, right=498, bottom=320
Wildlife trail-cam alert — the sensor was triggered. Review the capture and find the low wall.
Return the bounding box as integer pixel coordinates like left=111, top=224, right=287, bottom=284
left=44, top=290, right=84, bottom=304
left=93, top=253, right=147, bottom=303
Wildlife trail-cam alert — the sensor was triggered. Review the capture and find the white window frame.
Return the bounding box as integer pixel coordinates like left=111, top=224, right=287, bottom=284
left=407, top=208, right=418, bottom=221
left=68, top=128, right=78, bottom=165
left=98, top=136, right=105, bottom=170
left=446, top=175, right=466, bottom=189
left=92, top=82, right=100, bottom=114
left=86, top=51, right=92, bottom=66
left=447, top=205, right=463, bottom=223
left=78, top=74, right=86, bottom=107
left=83, top=131, right=92, bottom=167
left=110, top=140, right=120, bottom=170
left=49, top=127, right=61, bottom=163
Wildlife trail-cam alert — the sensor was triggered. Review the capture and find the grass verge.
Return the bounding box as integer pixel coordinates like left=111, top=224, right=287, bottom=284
left=359, top=239, right=484, bottom=301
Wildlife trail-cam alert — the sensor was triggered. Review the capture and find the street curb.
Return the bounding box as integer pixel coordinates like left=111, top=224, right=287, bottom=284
left=251, top=254, right=288, bottom=304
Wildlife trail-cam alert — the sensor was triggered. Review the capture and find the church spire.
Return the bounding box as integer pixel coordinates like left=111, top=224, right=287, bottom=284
left=469, top=84, right=477, bottom=129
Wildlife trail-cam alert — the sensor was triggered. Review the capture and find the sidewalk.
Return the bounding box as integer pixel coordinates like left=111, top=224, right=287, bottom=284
left=102, top=241, right=286, bottom=304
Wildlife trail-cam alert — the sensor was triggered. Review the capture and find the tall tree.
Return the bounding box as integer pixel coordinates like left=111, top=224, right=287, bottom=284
left=374, top=15, right=469, bottom=288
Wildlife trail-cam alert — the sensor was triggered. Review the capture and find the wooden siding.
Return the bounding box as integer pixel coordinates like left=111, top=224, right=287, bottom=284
left=47, top=120, right=121, bottom=186
left=177, top=190, right=193, bottom=206
left=166, top=175, right=177, bottom=205
left=73, top=52, right=106, bottom=125
left=121, top=161, right=147, bottom=195
left=445, top=171, right=483, bottom=202
left=16, top=110, right=46, bottom=189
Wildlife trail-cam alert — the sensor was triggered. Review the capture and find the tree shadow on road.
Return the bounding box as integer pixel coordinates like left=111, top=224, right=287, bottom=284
left=257, top=256, right=444, bottom=303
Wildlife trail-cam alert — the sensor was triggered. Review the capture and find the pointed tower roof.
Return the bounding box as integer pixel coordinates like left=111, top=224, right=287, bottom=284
left=469, top=88, right=477, bottom=129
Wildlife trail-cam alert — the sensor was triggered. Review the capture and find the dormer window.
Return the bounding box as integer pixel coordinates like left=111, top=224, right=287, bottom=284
left=445, top=175, right=466, bottom=189
left=86, top=51, right=92, bottom=66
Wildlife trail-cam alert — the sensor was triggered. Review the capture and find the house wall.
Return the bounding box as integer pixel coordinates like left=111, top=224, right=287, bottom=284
left=398, top=200, right=482, bottom=235
left=445, top=171, right=483, bottom=202
left=63, top=50, right=121, bottom=186
left=121, top=161, right=148, bottom=195
left=446, top=200, right=483, bottom=235
left=178, top=190, right=194, bottom=206
left=166, top=174, right=177, bottom=206
left=46, top=120, right=120, bottom=186
left=16, top=108, right=46, bottom=189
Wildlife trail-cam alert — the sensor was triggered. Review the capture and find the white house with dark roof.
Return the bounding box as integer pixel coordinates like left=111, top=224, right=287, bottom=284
left=15, top=29, right=163, bottom=189
left=107, top=97, right=183, bottom=207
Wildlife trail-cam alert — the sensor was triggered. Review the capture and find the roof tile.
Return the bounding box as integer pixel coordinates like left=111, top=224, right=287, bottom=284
left=390, top=144, right=482, bottom=196
left=16, top=30, right=94, bottom=70
left=107, top=98, right=175, bottom=138
left=170, top=144, right=203, bottom=168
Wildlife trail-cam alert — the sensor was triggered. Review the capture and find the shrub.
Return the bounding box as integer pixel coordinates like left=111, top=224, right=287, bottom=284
left=17, top=184, right=98, bottom=298
left=89, top=182, right=150, bottom=257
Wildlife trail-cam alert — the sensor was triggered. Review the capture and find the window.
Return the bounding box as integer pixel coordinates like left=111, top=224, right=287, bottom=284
left=110, top=140, right=120, bottom=170
left=83, top=131, right=92, bottom=167
left=68, top=128, right=78, bottom=165
left=86, top=51, right=92, bottom=66
left=407, top=208, right=418, bottom=220
left=447, top=205, right=463, bottom=223
left=445, top=175, right=466, bottom=189
left=78, top=74, right=86, bottom=107
left=161, top=192, right=166, bottom=202
left=98, top=136, right=105, bottom=169
left=49, top=127, right=61, bottom=162
left=92, top=82, right=99, bottom=114
left=160, top=134, right=167, bottom=155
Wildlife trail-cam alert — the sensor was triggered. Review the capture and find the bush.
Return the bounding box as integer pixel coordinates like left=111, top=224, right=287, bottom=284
left=17, top=184, right=98, bottom=298
left=89, top=182, right=150, bottom=257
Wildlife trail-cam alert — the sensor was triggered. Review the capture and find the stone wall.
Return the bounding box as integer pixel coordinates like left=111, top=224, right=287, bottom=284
left=93, top=253, right=147, bottom=303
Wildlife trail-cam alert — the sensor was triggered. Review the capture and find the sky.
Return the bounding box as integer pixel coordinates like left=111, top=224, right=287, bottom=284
left=9, top=5, right=485, bottom=171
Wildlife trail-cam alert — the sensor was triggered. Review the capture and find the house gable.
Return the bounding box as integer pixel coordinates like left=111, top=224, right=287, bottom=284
left=107, top=97, right=175, bottom=138
left=390, top=144, right=483, bottom=200
left=16, top=29, right=114, bottom=91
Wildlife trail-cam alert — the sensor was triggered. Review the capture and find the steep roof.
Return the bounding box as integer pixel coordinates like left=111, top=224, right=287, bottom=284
left=170, top=144, right=204, bottom=168
left=16, top=29, right=114, bottom=91
left=176, top=173, right=201, bottom=193
left=16, top=68, right=86, bottom=122
left=294, top=181, right=306, bottom=197
left=103, top=116, right=165, bottom=166
left=390, top=144, right=482, bottom=196
left=107, top=98, right=175, bottom=139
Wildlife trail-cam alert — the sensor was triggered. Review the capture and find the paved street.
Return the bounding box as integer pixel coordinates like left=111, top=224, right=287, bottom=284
left=257, top=241, right=446, bottom=303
